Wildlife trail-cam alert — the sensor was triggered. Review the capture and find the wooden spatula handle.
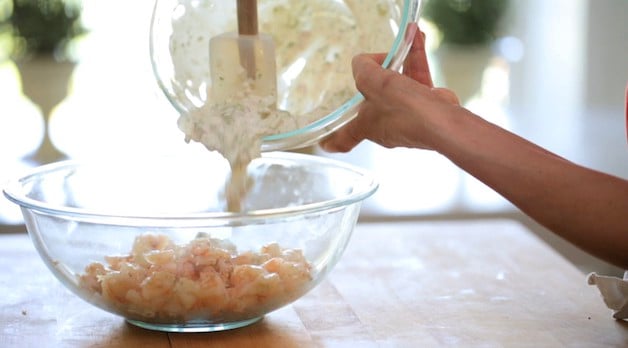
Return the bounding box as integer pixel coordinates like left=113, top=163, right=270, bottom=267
left=237, top=0, right=258, bottom=36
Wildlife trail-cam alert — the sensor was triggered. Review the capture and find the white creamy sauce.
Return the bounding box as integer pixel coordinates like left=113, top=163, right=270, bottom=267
left=170, top=0, right=399, bottom=211
left=177, top=79, right=295, bottom=210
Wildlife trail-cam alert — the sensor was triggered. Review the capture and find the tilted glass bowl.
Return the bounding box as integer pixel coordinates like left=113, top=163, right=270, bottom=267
left=3, top=152, right=378, bottom=332
left=150, top=0, right=422, bottom=151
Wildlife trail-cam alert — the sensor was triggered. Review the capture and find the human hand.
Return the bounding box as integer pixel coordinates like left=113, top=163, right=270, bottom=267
left=319, top=25, right=459, bottom=152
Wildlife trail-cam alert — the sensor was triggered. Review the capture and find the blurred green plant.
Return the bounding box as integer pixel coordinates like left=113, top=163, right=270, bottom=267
left=423, top=0, right=510, bottom=46
left=0, top=0, right=85, bottom=60
left=0, top=0, right=12, bottom=60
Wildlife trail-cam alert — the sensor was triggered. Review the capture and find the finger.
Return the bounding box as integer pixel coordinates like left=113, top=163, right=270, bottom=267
left=321, top=54, right=394, bottom=153
left=319, top=120, right=364, bottom=153
left=402, top=26, right=434, bottom=87
left=352, top=54, right=402, bottom=100
left=319, top=100, right=375, bottom=153
left=364, top=53, right=388, bottom=66
left=351, top=53, right=388, bottom=84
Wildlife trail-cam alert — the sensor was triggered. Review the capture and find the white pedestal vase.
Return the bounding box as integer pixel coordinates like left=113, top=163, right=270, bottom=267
left=16, top=55, right=76, bottom=165
left=432, top=43, right=493, bottom=105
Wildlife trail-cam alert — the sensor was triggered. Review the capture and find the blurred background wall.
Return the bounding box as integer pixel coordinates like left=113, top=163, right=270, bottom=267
left=1, top=0, right=627, bottom=274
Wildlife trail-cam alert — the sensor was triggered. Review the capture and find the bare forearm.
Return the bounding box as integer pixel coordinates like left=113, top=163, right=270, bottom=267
left=432, top=110, right=628, bottom=268
left=327, top=47, right=628, bottom=267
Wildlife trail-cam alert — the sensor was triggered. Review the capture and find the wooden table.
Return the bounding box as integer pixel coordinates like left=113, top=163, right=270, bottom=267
left=1, top=219, right=626, bottom=347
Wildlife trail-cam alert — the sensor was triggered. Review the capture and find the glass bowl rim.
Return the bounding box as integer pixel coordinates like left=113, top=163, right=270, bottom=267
left=3, top=152, right=378, bottom=225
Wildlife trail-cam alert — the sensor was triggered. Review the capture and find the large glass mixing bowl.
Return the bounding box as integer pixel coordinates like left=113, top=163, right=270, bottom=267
left=150, top=0, right=422, bottom=151
left=3, top=152, right=378, bottom=332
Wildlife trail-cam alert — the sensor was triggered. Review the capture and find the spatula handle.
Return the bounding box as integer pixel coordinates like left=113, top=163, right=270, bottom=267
left=237, top=0, right=258, bottom=36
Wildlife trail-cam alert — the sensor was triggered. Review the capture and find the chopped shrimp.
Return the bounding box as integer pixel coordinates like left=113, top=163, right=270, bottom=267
left=263, top=257, right=312, bottom=292
left=233, top=250, right=270, bottom=265
left=144, top=249, right=175, bottom=266
left=131, top=234, right=174, bottom=267
left=173, top=277, right=200, bottom=311
left=176, top=261, right=196, bottom=279
left=100, top=264, right=144, bottom=305
left=228, top=265, right=282, bottom=313
left=79, top=262, right=106, bottom=293
left=196, top=269, right=228, bottom=312
left=281, top=248, right=307, bottom=263
left=261, top=242, right=282, bottom=258
left=141, top=271, right=176, bottom=304
left=79, top=234, right=313, bottom=322
left=104, top=255, right=130, bottom=270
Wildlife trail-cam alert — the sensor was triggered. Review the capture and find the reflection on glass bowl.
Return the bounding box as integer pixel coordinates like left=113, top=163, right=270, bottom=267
left=3, top=152, right=378, bottom=332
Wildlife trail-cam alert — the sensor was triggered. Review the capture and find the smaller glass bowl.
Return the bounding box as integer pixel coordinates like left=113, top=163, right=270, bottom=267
left=150, top=0, right=422, bottom=151
left=3, top=152, right=378, bottom=332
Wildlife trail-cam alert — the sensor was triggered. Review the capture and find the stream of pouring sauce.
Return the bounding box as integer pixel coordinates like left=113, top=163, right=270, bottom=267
left=171, top=0, right=398, bottom=211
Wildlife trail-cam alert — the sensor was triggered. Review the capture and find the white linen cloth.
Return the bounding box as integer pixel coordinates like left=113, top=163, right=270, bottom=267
left=587, top=271, right=628, bottom=320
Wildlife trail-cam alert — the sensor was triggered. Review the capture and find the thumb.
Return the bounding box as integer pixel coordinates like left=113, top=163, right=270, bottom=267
left=352, top=54, right=397, bottom=100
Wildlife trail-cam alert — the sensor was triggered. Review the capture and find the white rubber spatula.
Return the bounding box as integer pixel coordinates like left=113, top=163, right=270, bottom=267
left=209, top=0, right=277, bottom=103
